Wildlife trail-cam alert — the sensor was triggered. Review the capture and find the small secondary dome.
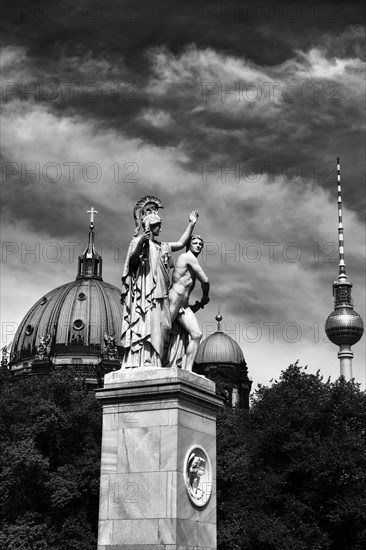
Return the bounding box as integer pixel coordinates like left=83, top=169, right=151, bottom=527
left=195, top=332, right=245, bottom=364
left=193, top=312, right=251, bottom=409
left=195, top=313, right=245, bottom=365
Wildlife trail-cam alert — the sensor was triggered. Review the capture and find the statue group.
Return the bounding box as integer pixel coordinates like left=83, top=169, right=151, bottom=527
left=120, top=196, right=210, bottom=371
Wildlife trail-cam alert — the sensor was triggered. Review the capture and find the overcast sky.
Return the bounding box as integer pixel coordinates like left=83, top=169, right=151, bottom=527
left=1, top=0, right=365, bottom=389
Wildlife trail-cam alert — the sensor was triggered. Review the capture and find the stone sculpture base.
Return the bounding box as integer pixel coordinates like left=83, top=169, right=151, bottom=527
left=96, top=366, right=223, bottom=550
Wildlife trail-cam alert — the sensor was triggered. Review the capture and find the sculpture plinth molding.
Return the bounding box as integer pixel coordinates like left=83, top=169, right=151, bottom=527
left=96, top=366, right=223, bottom=550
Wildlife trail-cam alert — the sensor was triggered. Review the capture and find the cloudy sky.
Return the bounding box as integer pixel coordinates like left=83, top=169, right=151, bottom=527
left=1, top=0, right=365, bottom=388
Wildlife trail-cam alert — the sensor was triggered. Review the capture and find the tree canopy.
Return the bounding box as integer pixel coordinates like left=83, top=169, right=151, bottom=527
left=217, top=363, right=366, bottom=550
left=1, top=364, right=365, bottom=549
left=0, top=373, right=101, bottom=550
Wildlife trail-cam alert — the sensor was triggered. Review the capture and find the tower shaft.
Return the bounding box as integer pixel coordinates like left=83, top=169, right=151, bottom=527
left=338, top=345, right=353, bottom=380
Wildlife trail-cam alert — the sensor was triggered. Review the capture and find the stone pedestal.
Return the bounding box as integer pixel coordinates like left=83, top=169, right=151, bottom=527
left=96, top=366, right=223, bottom=550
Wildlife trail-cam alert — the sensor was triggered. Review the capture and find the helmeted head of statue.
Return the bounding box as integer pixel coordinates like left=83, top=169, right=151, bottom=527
left=133, top=196, right=164, bottom=236
left=142, top=213, right=162, bottom=231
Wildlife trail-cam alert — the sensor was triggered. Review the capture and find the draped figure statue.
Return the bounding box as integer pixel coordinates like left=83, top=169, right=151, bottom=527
left=120, top=196, right=198, bottom=368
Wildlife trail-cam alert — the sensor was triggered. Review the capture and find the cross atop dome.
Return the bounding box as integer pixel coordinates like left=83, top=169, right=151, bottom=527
left=87, top=207, right=98, bottom=229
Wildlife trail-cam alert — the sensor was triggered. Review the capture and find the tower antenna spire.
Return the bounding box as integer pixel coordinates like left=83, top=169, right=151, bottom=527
left=336, top=157, right=347, bottom=281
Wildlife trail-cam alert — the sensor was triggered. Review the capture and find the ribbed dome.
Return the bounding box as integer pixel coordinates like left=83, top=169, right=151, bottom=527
left=195, top=331, right=245, bottom=365
left=325, top=307, right=364, bottom=346
left=11, top=278, right=123, bottom=366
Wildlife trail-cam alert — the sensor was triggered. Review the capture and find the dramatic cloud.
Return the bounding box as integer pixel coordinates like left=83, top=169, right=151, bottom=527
left=1, top=2, right=365, bottom=387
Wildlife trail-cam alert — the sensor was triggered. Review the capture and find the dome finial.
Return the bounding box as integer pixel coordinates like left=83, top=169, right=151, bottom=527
left=76, top=207, right=102, bottom=280
left=215, top=307, right=223, bottom=331
left=87, top=207, right=98, bottom=230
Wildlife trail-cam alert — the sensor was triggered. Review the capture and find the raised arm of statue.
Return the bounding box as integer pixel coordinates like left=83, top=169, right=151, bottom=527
left=168, top=211, right=199, bottom=252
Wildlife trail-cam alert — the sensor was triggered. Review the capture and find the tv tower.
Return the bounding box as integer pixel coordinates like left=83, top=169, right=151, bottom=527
left=325, top=158, right=364, bottom=380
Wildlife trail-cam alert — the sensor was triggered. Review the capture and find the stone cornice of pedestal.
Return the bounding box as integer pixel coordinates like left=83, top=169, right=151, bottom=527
left=95, top=366, right=224, bottom=414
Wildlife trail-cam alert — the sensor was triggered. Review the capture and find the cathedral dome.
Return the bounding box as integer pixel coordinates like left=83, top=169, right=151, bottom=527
left=195, top=314, right=245, bottom=366
left=11, top=278, right=123, bottom=367
left=195, top=331, right=245, bottom=365
left=10, top=213, right=123, bottom=373
left=325, top=307, right=364, bottom=346
left=193, top=313, right=251, bottom=409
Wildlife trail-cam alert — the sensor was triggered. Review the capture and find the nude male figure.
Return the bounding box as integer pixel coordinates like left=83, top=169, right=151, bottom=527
left=168, top=235, right=210, bottom=371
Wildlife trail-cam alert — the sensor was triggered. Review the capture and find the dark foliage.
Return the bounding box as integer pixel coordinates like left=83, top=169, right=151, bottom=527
left=0, top=373, right=101, bottom=550
left=1, top=364, right=365, bottom=550
left=217, top=363, right=366, bottom=550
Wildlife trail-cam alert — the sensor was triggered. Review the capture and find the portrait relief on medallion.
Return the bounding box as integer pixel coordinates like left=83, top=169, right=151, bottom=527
left=184, top=445, right=213, bottom=507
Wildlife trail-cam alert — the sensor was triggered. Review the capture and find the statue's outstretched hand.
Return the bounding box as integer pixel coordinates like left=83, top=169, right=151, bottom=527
left=189, top=211, right=199, bottom=224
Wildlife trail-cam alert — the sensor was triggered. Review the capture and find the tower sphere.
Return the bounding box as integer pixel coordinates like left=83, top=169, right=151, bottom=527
left=325, top=307, right=364, bottom=346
